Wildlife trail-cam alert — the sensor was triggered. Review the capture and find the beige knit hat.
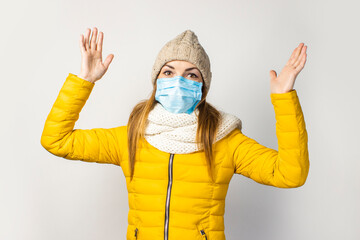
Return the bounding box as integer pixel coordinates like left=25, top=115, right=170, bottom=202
left=151, top=29, right=212, bottom=91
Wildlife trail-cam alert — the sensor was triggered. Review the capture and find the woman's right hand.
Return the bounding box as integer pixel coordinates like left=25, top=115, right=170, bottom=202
left=78, top=27, right=114, bottom=83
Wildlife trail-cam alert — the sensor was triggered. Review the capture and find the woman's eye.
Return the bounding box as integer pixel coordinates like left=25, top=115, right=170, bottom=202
left=164, top=71, right=172, bottom=76
left=188, top=73, right=198, bottom=78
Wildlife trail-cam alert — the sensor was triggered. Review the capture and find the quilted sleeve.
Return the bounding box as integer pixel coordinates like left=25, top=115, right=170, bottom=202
left=230, top=89, right=310, bottom=188
left=40, top=73, right=123, bottom=166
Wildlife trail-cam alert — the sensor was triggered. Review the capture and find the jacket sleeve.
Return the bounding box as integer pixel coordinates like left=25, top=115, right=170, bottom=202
left=231, top=89, right=309, bottom=188
left=40, top=73, right=123, bottom=166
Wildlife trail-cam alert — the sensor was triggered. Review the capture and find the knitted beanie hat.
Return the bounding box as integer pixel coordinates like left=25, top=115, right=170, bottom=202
left=151, top=29, right=212, bottom=91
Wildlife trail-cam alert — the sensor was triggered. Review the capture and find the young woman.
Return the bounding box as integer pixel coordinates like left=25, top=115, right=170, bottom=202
left=41, top=27, right=309, bottom=240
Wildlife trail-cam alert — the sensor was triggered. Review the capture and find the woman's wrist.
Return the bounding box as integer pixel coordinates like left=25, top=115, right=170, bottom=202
left=77, top=74, right=95, bottom=83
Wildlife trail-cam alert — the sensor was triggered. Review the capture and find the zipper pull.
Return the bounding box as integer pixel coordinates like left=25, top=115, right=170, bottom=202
left=134, top=227, right=138, bottom=239
left=200, top=229, right=207, bottom=240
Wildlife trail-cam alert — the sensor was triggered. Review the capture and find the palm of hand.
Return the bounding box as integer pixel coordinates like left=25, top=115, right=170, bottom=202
left=270, top=43, right=307, bottom=94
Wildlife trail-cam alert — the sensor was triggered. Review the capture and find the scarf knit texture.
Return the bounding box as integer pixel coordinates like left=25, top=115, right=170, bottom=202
left=144, top=103, right=242, bottom=154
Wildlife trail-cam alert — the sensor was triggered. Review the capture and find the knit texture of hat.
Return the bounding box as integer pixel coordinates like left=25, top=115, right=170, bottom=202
left=151, top=29, right=212, bottom=91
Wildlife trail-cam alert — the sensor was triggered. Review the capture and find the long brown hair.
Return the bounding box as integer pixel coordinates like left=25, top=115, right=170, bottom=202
left=127, top=74, right=221, bottom=182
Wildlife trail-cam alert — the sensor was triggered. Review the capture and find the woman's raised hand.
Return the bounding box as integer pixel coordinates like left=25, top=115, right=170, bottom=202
left=269, top=43, right=308, bottom=94
left=78, top=27, right=114, bottom=83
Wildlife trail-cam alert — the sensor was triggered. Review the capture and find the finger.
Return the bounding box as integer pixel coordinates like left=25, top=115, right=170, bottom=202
left=269, top=70, right=277, bottom=81
left=84, top=28, right=90, bottom=51
left=89, top=27, right=95, bottom=50
left=90, top=27, right=98, bottom=51
left=79, top=34, right=86, bottom=53
left=294, top=45, right=307, bottom=68
left=287, top=46, right=299, bottom=66
left=103, top=54, right=114, bottom=69
left=289, top=43, right=304, bottom=66
left=97, top=31, right=103, bottom=52
left=295, top=51, right=307, bottom=72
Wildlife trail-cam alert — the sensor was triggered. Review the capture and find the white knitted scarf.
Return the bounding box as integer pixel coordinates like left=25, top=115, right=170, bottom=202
left=144, top=103, right=242, bottom=154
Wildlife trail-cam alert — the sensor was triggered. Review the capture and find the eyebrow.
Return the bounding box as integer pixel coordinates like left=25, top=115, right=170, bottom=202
left=164, top=64, right=199, bottom=71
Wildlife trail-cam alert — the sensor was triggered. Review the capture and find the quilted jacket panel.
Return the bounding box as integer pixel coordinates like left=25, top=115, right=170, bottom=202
left=41, top=73, right=310, bottom=240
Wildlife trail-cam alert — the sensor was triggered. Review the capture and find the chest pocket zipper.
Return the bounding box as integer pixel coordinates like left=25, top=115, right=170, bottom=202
left=199, top=229, right=207, bottom=240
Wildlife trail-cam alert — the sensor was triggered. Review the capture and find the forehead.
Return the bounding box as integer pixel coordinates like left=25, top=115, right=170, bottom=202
left=163, top=60, right=198, bottom=69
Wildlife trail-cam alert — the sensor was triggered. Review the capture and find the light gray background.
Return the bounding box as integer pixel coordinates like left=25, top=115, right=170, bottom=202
left=1, top=0, right=359, bottom=239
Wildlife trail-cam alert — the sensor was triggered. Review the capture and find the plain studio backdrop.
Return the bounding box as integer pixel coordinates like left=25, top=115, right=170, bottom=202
left=1, top=0, right=359, bottom=239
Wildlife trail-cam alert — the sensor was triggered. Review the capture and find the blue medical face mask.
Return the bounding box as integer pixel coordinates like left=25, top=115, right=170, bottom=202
left=155, top=75, right=203, bottom=114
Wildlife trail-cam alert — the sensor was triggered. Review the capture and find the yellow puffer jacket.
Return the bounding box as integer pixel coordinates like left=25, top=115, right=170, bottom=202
left=41, top=73, right=310, bottom=240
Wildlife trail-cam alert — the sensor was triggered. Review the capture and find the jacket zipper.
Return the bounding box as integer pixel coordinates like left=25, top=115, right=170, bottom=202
left=200, top=229, right=207, bottom=240
left=164, top=153, right=174, bottom=240
left=134, top=227, right=138, bottom=239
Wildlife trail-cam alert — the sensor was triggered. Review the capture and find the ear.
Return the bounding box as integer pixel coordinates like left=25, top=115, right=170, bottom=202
left=201, top=84, right=208, bottom=99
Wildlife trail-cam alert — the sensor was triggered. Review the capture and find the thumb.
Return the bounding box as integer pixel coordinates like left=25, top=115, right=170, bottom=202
left=103, top=54, right=114, bottom=70
left=269, top=70, right=277, bottom=81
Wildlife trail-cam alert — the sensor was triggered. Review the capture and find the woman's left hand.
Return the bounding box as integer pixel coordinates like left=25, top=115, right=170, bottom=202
left=269, top=43, right=307, bottom=94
